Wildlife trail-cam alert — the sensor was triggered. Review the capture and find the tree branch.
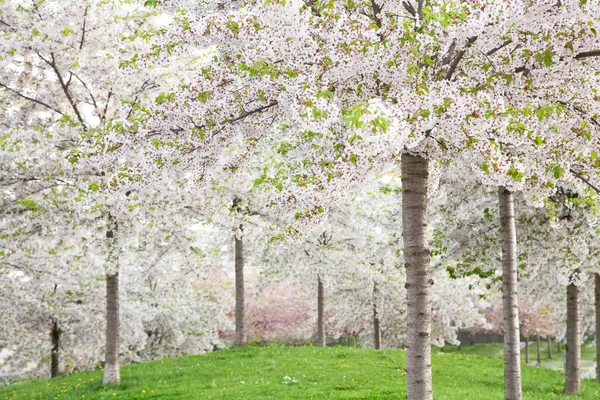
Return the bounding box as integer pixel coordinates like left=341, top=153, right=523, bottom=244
left=0, top=82, right=65, bottom=116
left=402, top=1, right=416, bottom=17
left=229, top=101, right=278, bottom=124
left=72, top=73, right=98, bottom=111
left=445, top=37, right=477, bottom=80
left=569, top=169, right=600, bottom=194
left=37, top=52, right=87, bottom=129
left=79, top=6, right=89, bottom=50
left=487, top=40, right=513, bottom=56
left=575, top=50, right=600, bottom=60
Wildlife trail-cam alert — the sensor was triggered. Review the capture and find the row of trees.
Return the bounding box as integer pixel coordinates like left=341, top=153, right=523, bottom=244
left=2, top=1, right=600, bottom=399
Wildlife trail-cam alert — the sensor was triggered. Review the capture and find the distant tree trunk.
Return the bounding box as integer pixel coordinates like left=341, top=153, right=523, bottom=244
left=373, top=306, right=381, bottom=350
left=498, top=187, right=522, bottom=400
left=317, top=275, right=325, bottom=347
left=536, top=335, right=541, bottom=365
left=547, top=336, right=552, bottom=360
left=50, top=319, right=60, bottom=378
left=373, top=283, right=381, bottom=350
left=557, top=340, right=561, bottom=353
left=525, top=336, right=529, bottom=364
left=103, top=272, right=120, bottom=385
left=595, top=273, right=600, bottom=382
left=235, top=226, right=245, bottom=347
left=401, top=154, right=432, bottom=400
left=565, top=275, right=581, bottom=395
left=469, top=332, right=474, bottom=346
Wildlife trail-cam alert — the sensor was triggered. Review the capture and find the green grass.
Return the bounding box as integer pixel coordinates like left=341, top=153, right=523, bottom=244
left=441, top=340, right=597, bottom=372
left=1, top=345, right=600, bottom=400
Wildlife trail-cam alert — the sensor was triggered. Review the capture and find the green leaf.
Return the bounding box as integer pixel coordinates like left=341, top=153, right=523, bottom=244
left=18, top=198, right=41, bottom=212
left=541, top=49, right=553, bottom=67
left=481, top=162, right=490, bottom=175
left=553, top=165, right=564, bottom=179
left=508, top=167, right=524, bottom=182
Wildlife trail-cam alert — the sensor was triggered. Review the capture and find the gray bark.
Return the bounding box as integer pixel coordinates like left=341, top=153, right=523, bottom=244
left=547, top=336, right=552, bottom=360
left=565, top=275, right=581, bottom=394
left=373, top=305, right=381, bottom=350
left=536, top=335, right=541, bottom=365
left=498, top=187, right=522, bottom=400
left=595, top=273, right=600, bottom=382
left=525, top=336, right=529, bottom=364
left=373, top=282, right=381, bottom=350
left=235, top=226, right=245, bottom=347
left=103, top=272, right=120, bottom=385
left=401, top=154, right=432, bottom=400
left=317, top=275, right=325, bottom=347
left=50, top=319, right=60, bottom=378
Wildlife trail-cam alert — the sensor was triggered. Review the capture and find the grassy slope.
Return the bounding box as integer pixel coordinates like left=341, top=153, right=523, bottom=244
left=1, top=346, right=600, bottom=400
left=442, top=341, right=597, bottom=372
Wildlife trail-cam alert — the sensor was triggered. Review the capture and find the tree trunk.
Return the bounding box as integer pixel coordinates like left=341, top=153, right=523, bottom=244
left=235, top=227, right=245, bottom=347
left=50, top=319, right=60, bottom=378
left=373, top=282, right=381, bottom=350
left=557, top=340, right=561, bottom=353
left=565, top=276, right=581, bottom=394
left=373, top=306, right=381, bottom=350
left=525, top=336, right=529, bottom=364
left=536, top=335, right=541, bottom=365
left=317, top=275, right=326, bottom=347
left=401, top=154, right=432, bottom=400
left=547, top=336, right=552, bottom=360
left=498, top=187, right=522, bottom=400
left=595, top=273, right=600, bottom=382
left=103, top=273, right=120, bottom=385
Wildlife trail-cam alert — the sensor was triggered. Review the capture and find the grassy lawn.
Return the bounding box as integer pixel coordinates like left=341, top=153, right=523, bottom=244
left=1, top=345, right=600, bottom=400
left=441, top=340, right=597, bottom=372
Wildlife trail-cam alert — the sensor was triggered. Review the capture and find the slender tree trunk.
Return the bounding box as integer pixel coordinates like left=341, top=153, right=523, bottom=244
left=373, top=282, right=381, bottom=350
left=235, top=227, right=245, bottom=347
left=595, top=273, right=600, bottom=382
left=565, top=275, right=581, bottom=394
left=525, top=336, right=529, bottom=364
left=401, top=154, right=432, bottom=400
left=557, top=340, right=561, bottom=353
left=50, top=319, right=60, bottom=378
left=536, top=335, right=541, bottom=365
left=547, top=336, right=552, bottom=360
left=373, top=306, right=381, bottom=350
left=498, top=187, right=522, bottom=400
left=317, top=275, right=326, bottom=347
left=103, top=273, right=120, bottom=385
